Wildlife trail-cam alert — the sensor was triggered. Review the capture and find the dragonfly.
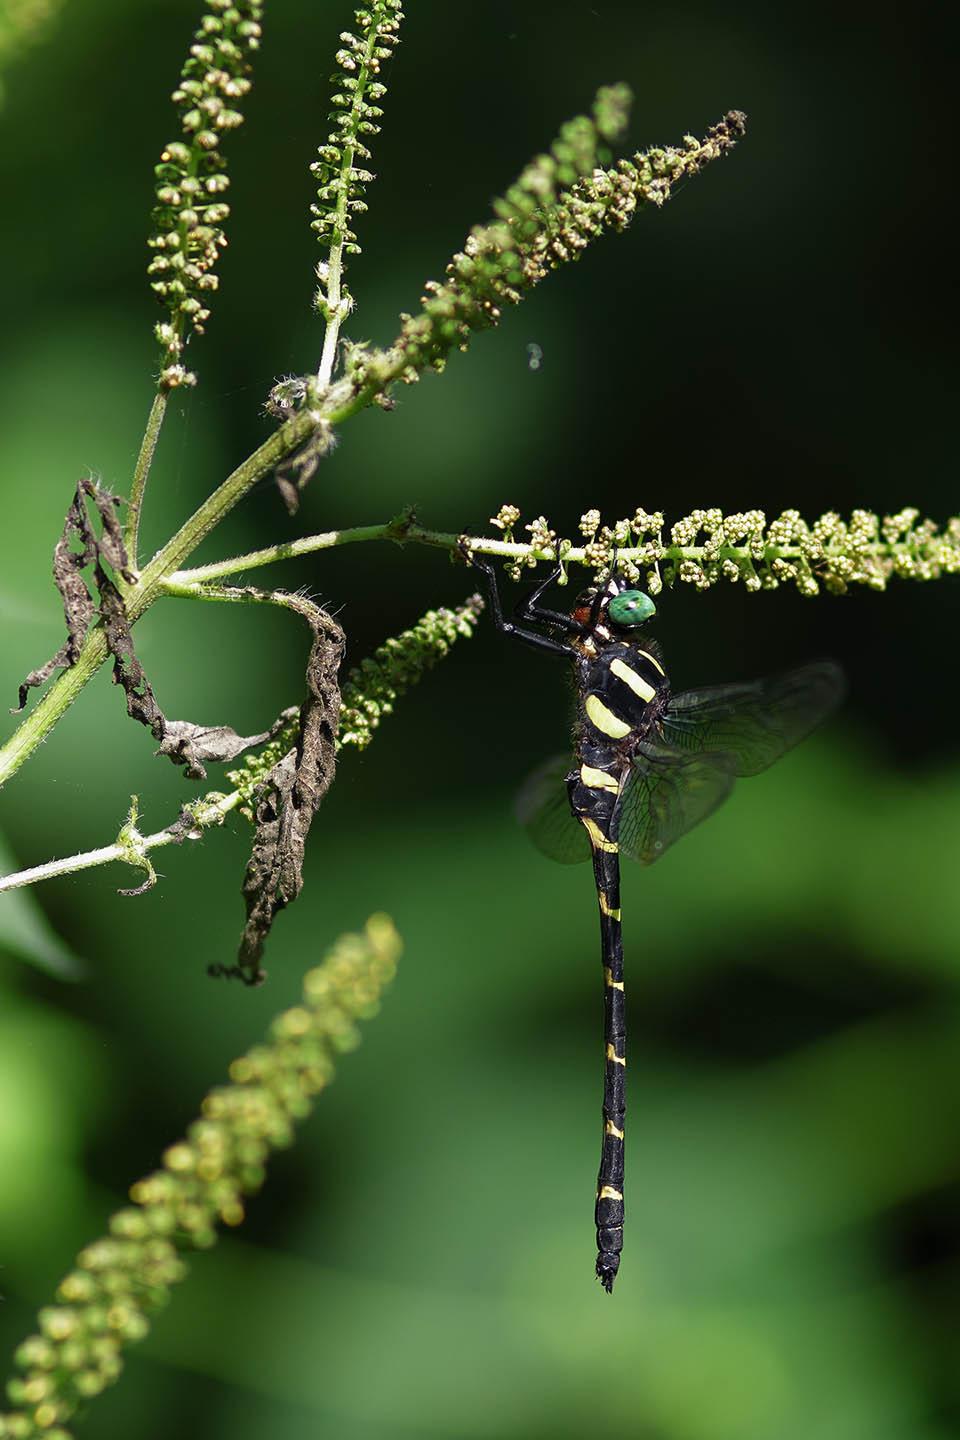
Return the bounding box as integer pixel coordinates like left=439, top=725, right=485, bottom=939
left=471, top=556, right=844, bottom=1292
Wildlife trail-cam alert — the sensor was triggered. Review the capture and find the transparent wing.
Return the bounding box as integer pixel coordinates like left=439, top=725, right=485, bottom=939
left=661, top=661, right=845, bottom=777
left=515, top=754, right=590, bottom=865
left=618, top=742, right=737, bottom=865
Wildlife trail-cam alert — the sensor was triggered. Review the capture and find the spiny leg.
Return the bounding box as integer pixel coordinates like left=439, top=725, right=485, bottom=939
left=514, top=563, right=588, bottom=636
left=469, top=556, right=575, bottom=658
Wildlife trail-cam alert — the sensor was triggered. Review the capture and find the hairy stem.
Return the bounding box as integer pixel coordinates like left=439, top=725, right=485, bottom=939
left=125, top=390, right=168, bottom=566
left=0, top=791, right=243, bottom=894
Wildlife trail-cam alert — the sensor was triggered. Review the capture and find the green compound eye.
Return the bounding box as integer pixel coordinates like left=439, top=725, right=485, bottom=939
left=607, top=590, right=656, bottom=628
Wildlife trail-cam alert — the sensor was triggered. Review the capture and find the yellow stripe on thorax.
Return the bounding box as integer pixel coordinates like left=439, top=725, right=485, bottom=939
left=580, top=763, right=619, bottom=793
left=610, top=656, right=656, bottom=703
left=584, top=693, right=632, bottom=739
left=580, top=816, right=618, bottom=853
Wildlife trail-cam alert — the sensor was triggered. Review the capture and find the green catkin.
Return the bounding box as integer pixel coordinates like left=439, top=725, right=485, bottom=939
left=147, top=0, right=264, bottom=390
left=0, top=917, right=401, bottom=1440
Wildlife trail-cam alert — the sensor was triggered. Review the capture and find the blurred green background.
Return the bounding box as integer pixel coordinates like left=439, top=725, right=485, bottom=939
left=2, top=0, right=959, bottom=1435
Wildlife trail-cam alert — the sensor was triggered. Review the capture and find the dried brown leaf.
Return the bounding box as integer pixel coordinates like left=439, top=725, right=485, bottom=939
left=273, top=419, right=337, bottom=515
left=13, top=478, right=131, bottom=712
left=97, top=568, right=165, bottom=739
left=98, top=572, right=296, bottom=779
left=235, top=598, right=345, bottom=982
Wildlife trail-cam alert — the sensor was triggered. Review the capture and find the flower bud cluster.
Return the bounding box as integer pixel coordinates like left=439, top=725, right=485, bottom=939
left=520, top=112, right=745, bottom=289
left=355, top=106, right=744, bottom=398
left=490, top=504, right=522, bottom=539
left=147, top=0, right=263, bottom=390
left=225, top=595, right=485, bottom=809
left=310, top=2, right=403, bottom=312
left=356, top=86, right=634, bottom=391
left=337, top=596, right=485, bottom=751
left=0, top=918, right=400, bottom=1440
left=480, top=505, right=960, bottom=597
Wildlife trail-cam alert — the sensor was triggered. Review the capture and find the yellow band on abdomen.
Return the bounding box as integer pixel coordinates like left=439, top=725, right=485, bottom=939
left=580, top=764, right=619, bottom=793
left=610, top=656, right=656, bottom=702
left=581, top=817, right=618, bottom=853
left=585, top=693, right=632, bottom=739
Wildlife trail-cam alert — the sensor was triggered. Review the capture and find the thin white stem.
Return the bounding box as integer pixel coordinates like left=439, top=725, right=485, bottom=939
left=315, top=19, right=384, bottom=386
left=0, top=792, right=243, bottom=894
left=168, top=525, right=583, bottom=585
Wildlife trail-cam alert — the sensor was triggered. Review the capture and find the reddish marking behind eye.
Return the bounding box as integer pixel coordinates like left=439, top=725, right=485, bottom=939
left=572, top=605, right=593, bottom=625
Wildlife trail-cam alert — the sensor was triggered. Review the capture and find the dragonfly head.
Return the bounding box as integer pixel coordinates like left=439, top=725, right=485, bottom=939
left=572, top=576, right=657, bottom=632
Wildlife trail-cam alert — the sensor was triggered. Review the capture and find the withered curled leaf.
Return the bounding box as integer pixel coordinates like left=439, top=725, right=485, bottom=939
left=235, top=596, right=345, bottom=983
left=13, top=478, right=132, bottom=712
left=155, top=721, right=291, bottom=781
left=98, top=571, right=293, bottom=779
left=97, top=568, right=165, bottom=740
left=273, top=418, right=337, bottom=515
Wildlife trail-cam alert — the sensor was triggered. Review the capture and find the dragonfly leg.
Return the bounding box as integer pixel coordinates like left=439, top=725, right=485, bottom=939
left=470, top=557, right=574, bottom=658
left=515, top=563, right=589, bottom=635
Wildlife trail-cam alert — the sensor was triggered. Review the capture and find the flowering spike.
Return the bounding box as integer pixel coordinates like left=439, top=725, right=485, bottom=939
left=147, top=0, right=264, bottom=390
left=0, top=918, right=399, bottom=1439
left=310, top=0, right=404, bottom=339
left=353, top=106, right=746, bottom=396
left=481, top=505, right=960, bottom=596
left=336, top=594, right=485, bottom=751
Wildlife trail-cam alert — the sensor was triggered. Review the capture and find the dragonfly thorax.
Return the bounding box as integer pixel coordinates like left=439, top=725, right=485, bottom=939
left=577, top=639, right=670, bottom=757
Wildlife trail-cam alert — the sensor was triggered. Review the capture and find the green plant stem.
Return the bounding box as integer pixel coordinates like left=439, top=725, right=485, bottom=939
left=0, top=628, right=111, bottom=789
left=317, top=253, right=347, bottom=389
left=0, top=791, right=243, bottom=894
left=167, top=525, right=392, bottom=583
left=125, top=390, right=168, bottom=566
left=133, top=408, right=315, bottom=595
